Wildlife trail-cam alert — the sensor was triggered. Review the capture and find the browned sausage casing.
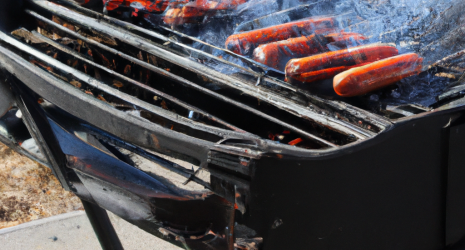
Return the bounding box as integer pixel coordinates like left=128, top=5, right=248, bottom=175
left=253, top=32, right=366, bottom=71
left=333, top=53, right=423, bottom=97
left=285, top=43, right=398, bottom=83
left=225, top=17, right=337, bottom=56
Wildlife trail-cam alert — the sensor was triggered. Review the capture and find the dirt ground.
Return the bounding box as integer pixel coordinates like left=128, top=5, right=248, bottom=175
left=0, top=142, right=83, bottom=229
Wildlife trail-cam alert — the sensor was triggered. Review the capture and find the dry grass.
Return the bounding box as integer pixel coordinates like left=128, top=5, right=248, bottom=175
left=0, top=143, right=83, bottom=229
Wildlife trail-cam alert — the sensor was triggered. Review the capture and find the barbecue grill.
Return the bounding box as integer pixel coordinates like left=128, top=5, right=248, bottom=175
left=0, top=0, right=465, bottom=249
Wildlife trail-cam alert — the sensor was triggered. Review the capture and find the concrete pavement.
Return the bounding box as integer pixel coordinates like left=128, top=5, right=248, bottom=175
left=0, top=211, right=182, bottom=250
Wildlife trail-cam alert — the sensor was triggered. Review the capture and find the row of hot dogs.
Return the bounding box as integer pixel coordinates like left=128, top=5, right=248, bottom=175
left=164, top=0, right=247, bottom=25
left=102, top=0, right=247, bottom=25
left=99, top=1, right=423, bottom=97
left=225, top=16, right=423, bottom=97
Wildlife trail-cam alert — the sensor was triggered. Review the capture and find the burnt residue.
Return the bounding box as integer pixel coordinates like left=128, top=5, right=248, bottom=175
left=53, top=0, right=391, bottom=135
left=105, top=36, right=351, bottom=146
left=6, top=30, right=253, bottom=144
left=28, top=1, right=378, bottom=142
left=12, top=13, right=343, bottom=148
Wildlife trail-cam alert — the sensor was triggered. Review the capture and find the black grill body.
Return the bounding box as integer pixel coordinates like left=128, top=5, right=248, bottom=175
left=1, top=1, right=465, bottom=249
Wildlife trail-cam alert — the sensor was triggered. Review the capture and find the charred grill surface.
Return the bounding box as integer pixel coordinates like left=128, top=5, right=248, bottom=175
left=50, top=0, right=394, bottom=130
left=0, top=0, right=397, bottom=152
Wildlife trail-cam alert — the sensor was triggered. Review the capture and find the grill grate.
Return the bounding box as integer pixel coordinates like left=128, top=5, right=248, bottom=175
left=0, top=0, right=398, bottom=152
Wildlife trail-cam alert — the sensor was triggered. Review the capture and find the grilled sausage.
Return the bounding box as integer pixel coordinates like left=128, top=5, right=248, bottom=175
left=164, top=7, right=196, bottom=25
left=164, top=0, right=247, bottom=25
left=75, top=0, right=91, bottom=5
left=253, top=32, right=366, bottom=71
left=285, top=43, right=398, bottom=83
left=164, top=8, right=183, bottom=25
left=333, top=53, right=423, bottom=97
left=104, top=0, right=188, bottom=12
left=288, top=63, right=371, bottom=83
left=225, top=17, right=337, bottom=56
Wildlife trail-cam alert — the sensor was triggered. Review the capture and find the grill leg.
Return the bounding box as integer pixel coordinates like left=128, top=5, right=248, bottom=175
left=81, top=199, right=124, bottom=250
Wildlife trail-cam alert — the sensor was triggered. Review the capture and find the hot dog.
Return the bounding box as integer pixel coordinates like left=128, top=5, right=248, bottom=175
left=285, top=43, right=398, bottom=83
left=253, top=32, right=366, bottom=71
left=104, top=0, right=184, bottom=12
left=225, top=17, right=337, bottom=56
left=164, top=0, right=247, bottom=25
left=288, top=63, right=371, bottom=83
left=333, top=53, right=423, bottom=97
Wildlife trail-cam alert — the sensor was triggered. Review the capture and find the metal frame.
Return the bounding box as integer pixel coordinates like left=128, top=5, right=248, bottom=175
left=81, top=199, right=124, bottom=250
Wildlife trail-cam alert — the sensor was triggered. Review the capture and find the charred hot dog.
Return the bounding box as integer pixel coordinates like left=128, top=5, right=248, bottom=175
left=333, top=53, right=423, bottom=97
left=225, top=17, right=337, bottom=56
left=285, top=43, right=398, bottom=83
left=253, top=32, right=366, bottom=71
